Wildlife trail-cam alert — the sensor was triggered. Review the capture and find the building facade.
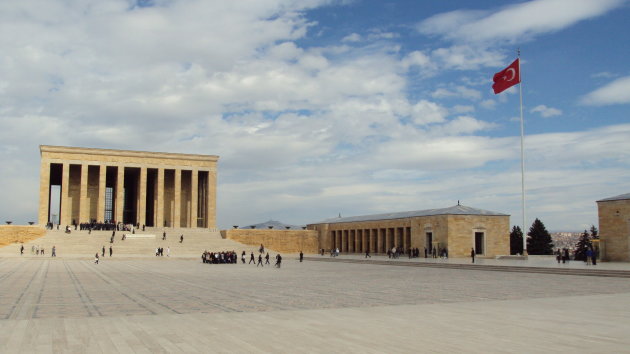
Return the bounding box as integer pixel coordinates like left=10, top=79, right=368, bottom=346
left=39, top=145, right=218, bottom=228
left=597, top=193, right=630, bottom=261
left=307, top=205, right=510, bottom=258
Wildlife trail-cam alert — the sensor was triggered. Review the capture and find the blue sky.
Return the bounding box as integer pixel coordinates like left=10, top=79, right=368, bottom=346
left=1, top=0, right=629, bottom=231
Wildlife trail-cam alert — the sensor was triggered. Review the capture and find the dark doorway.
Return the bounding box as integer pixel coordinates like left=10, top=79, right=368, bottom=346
left=475, top=232, right=485, bottom=255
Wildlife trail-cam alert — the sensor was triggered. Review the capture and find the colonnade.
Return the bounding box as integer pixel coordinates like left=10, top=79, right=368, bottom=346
left=39, top=162, right=216, bottom=229
left=329, top=227, right=412, bottom=253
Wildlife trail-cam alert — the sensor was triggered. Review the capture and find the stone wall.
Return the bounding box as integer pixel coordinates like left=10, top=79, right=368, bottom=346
left=221, top=229, right=319, bottom=254
left=0, top=226, right=46, bottom=247
left=446, top=215, right=510, bottom=257
left=598, top=198, right=630, bottom=261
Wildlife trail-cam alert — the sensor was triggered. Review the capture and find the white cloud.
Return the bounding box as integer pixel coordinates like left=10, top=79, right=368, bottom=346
left=431, top=86, right=482, bottom=101
left=480, top=99, right=497, bottom=109
left=580, top=76, right=630, bottom=105
left=410, top=100, right=448, bottom=125
left=530, top=104, right=562, bottom=118
left=417, top=0, right=625, bottom=43
left=342, top=33, right=361, bottom=42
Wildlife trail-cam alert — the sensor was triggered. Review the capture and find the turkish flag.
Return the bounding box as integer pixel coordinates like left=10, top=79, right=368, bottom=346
left=492, top=58, right=520, bottom=94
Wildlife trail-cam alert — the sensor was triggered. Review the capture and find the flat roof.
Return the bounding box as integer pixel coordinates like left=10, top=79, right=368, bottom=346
left=597, top=193, right=630, bottom=202
left=40, top=145, right=219, bottom=162
left=311, top=204, right=508, bottom=225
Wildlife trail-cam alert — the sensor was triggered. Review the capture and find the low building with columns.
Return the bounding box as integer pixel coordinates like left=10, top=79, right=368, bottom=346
left=38, top=145, right=218, bottom=228
left=307, top=204, right=510, bottom=258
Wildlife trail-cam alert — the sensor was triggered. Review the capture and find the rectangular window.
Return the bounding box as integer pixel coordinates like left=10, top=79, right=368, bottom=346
left=104, top=187, right=113, bottom=222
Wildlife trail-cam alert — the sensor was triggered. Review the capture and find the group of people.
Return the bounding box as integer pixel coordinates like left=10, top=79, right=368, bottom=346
left=202, top=250, right=238, bottom=264
left=22, top=244, right=56, bottom=257
left=155, top=247, right=170, bottom=257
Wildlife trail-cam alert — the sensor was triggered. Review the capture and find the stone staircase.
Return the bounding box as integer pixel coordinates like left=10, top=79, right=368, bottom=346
left=0, top=227, right=264, bottom=258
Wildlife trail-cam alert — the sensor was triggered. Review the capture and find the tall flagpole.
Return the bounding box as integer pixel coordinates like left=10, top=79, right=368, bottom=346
left=518, top=49, right=527, bottom=255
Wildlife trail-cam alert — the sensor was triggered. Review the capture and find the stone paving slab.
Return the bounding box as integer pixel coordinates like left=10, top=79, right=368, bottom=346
left=1, top=258, right=630, bottom=352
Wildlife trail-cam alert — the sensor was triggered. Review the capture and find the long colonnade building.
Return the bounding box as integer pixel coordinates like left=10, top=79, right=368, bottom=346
left=308, top=205, right=510, bottom=258
left=38, top=146, right=218, bottom=229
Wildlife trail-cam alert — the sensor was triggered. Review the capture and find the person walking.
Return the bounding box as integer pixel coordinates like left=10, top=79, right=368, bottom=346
left=470, top=248, right=475, bottom=263
left=257, top=254, right=264, bottom=267
left=365, top=249, right=371, bottom=258
left=109, top=245, right=113, bottom=257
left=102, top=245, right=105, bottom=257
left=265, top=252, right=270, bottom=265
left=241, top=251, right=246, bottom=264
left=163, top=231, right=166, bottom=240
left=94, top=253, right=99, bottom=264
left=20, top=244, right=24, bottom=255
left=299, top=251, right=304, bottom=262
left=180, top=234, right=183, bottom=243
left=52, top=246, right=56, bottom=257
left=275, top=254, right=282, bottom=268
left=249, top=252, right=255, bottom=264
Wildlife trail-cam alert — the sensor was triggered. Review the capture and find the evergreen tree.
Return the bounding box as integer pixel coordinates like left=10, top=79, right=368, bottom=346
left=509, top=225, right=524, bottom=255
left=574, top=230, right=592, bottom=261
left=590, top=225, right=599, bottom=239
left=526, top=218, right=554, bottom=255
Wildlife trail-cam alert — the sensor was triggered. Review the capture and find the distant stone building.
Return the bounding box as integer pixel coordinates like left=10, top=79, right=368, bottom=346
left=597, top=193, right=630, bottom=261
left=307, top=204, right=510, bottom=258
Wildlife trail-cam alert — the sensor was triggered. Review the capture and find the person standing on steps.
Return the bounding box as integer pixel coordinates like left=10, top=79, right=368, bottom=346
left=470, top=248, right=475, bottom=263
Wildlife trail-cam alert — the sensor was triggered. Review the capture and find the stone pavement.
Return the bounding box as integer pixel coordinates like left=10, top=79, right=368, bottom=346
left=1, top=257, right=630, bottom=353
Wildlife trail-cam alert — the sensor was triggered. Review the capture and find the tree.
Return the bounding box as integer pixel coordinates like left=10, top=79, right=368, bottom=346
left=527, top=218, right=554, bottom=255
left=574, top=230, right=592, bottom=261
left=510, top=225, right=524, bottom=255
left=590, top=225, right=599, bottom=239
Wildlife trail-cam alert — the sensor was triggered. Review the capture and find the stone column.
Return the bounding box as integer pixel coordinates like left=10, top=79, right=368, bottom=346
left=207, top=168, right=216, bottom=228
left=138, top=167, right=147, bottom=227
left=190, top=169, right=198, bottom=228
left=60, top=162, right=70, bottom=226
left=38, top=160, right=51, bottom=226
left=156, top=167, right=164, bottom=228
left=173, top=168, right=181, bottom=228
left=79, top=164, right=89, bottom=223
left=97, top=165, right=106, bottom=222
left=115, top=166, right=125, bottom=223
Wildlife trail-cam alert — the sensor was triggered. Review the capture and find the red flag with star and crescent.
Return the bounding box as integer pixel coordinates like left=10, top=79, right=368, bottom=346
left=492, top=58, right=520, bottom=94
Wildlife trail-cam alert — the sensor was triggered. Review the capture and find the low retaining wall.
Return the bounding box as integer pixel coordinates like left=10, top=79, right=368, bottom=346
left=221, top=229, right=319, bottom=254
left=0, top=225, right=46, bottom=247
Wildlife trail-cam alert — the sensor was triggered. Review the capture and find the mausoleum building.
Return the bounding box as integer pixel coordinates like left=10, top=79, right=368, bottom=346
left=38, top=145, right=218, bottom=229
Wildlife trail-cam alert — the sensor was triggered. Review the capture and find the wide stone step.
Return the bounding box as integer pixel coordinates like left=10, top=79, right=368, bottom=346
left=304, top=257, right=630, bottom=279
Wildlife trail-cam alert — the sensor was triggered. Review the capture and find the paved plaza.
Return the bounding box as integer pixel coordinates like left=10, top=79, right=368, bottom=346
left=1, top=257, right=630, bottom=353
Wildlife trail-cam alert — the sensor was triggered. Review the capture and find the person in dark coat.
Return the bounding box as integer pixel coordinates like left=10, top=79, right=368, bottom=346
left=102, top=246, right=105, bottom=257
left=275, top=254, right=282, bottom=268
left=257, top=254, right=264, bottom=267
left=249, top=252, right=255, bottom=264
left=470, top=248, right=475, bottom=263
left=109, top=245, right=113, bottom=257
left=299, top=251, right=304, bottom=262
